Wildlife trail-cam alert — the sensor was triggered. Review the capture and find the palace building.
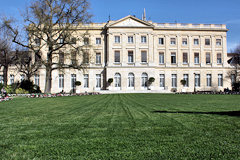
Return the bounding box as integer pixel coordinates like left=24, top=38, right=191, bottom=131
left=1, top=15, right=232, bottom=93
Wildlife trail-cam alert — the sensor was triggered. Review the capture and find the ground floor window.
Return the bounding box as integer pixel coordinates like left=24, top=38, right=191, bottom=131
left=35, top=74, right=39, bottom=86
left=96, top=74, right=101, bottom=88
left=160, top=74, right=165, bottom=87
left=71, top=74, right=76, bottom=89
left=231, top=74, right=236, bottom=86
left=194, top=74, right=200, bottom=87
left=84, top=74, right=89, bottom=88
left=206, top=74, right=212, bottom=87
left=183, top=74, right=189, bottom=87
left=20, top=74, right=25, bottom=82
left=59, top=74, right=64, bottom=88
left=141, top=73, right=148, bottom=87
left=0, top=75, right=3, bottom=84
left=218, top=74, right=223, bottom=87
left=172, top=74, right=177, bottom=88
left=10, top=75, right=14, bottom=85
left=114, top=73, right=121, bottom=88
left=128, top=73, right=135, bottom=88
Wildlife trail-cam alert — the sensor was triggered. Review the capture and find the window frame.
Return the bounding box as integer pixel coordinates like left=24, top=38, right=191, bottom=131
left=114, top=51, right=120, bottom=63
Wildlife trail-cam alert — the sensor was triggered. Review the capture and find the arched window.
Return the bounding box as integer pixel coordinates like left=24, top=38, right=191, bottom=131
left=114, top=73, right=121, bottom=87
left=128, top=73, right=135, bottom=88
left=141, top=73, right=148, bottom=87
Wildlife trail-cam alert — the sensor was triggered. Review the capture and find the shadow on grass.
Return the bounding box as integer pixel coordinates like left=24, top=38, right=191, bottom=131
left=152, top=110, right=240, bottom=117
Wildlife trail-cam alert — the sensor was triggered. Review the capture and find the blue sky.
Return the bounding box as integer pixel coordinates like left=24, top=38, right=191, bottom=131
left=1, top=0, right=240, bottom=52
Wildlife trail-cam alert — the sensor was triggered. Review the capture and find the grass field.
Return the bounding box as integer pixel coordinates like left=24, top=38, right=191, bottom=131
left=0, top=94, right=240, bottom=159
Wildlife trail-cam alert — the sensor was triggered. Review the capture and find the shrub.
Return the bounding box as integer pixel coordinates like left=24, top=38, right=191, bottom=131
left=180, top=79, right=186, bottom=86
left=108, top=78, right=113, bottom=84
left=16, top=88, right=29, bottom=94
left=75, top=81, right=81, bottom=86
left=20, top=80, right=41, bottom=93
left=149, top=77, right=155, bottom=83
left=5, top=85, right=15, bottom=94
left=232, top=82, right=240, bottom=92
left=171, top=88, right=177, bottom=92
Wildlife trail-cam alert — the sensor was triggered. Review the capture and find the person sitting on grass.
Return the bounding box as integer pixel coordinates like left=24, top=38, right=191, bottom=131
left=1, top=87, right=7, bottom=98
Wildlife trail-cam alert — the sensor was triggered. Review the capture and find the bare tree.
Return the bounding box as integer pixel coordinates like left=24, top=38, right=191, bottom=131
left=0, top=23, right=16, bottom=86
left=15, top=50, right=41, bottom=81
left=4, top=0, right=92, bottom=93
left=227, top=44, right=240, bottom=90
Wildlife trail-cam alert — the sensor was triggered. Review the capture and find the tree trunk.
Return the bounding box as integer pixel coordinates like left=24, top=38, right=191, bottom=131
left=44, top=67, right=52, bottom=93
left=3, top=66, right=8, bottom=86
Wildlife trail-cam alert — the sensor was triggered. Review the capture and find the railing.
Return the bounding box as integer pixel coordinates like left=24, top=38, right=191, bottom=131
left=155, top=23, right=226, bottom=29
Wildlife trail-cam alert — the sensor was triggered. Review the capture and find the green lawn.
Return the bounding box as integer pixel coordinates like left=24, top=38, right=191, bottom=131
left=0, top=94, right=240, bottom=159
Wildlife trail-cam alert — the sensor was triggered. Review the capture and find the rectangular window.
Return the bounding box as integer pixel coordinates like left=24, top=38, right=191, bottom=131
left=35, top=38, right=40, bottom=46
left=128, top=51, right=134, bottom=63
left=96, top=38, right=101, bottom=44
left=59, top=37, right=64, bottom=44
left=71, top=37, right=76, bottom=44
left=34, top=74, right=39, bottom=86
left=71, top=51, right=77, bottom=65
left=217, top=53, right=222, bottom=64
left=183, top=74, right=189, bottom=87
left=96, top=74, right=101, bottom=88
left=170, top=38, right=176, bottom=45
left=216, top=39, right=221, bottom=46
left=0, top=75, right=3, bottom=84
left=59, top=52, right=64, bottom=64
left=20, top=74, right=25, bottom=82
left=159, top=52, right=164, bottom=64
left=128, top=36, right=134, bottom=43
left=141, top=36, right=147, bottom=43
left=84, top=74, right=89, bottom=88
left=96, top=53, right=101, bottom=64
left=71, top=74, right=76, bottom=89
left=231, top=74, right=236, bottom=85
left=83, top=52, right=89, bottom=64
left=59, top=74, right=64, bottom=88
left=172, top=74, right=177, bottom=88
left=141, top=51, right=147, bottom=63
left=194, top=39, right=199, bottom=45
left=115, top=36, right=120, bottom=43
left=114, top=51, right=120, bottom=63
left=206, top=74, right=212, bottom=87
left=160, top=74, right=165, bottom=87
left=183, top=52, right=188, bottom=64
left=194, top=53, right=199, bottom=64
left=205, top=38, right=210, bottom=45
left=218, top=74, right=223, bottom=87
left=10, top=74, right=14, bottom=85
left=194, top=74, right=200, bottom=87
left=171, top=52, right=176, bottom=64
left=206, top=52, right=211, bottom=64
left=159, top=38, right=164, bottom=45
left=84, top=38, right=89, bottom=45
left=182, top=38, right=187, bottom=45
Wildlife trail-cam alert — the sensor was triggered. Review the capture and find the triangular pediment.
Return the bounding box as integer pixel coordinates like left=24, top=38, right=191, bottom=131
left=107, top=15, right=154, bottom=28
